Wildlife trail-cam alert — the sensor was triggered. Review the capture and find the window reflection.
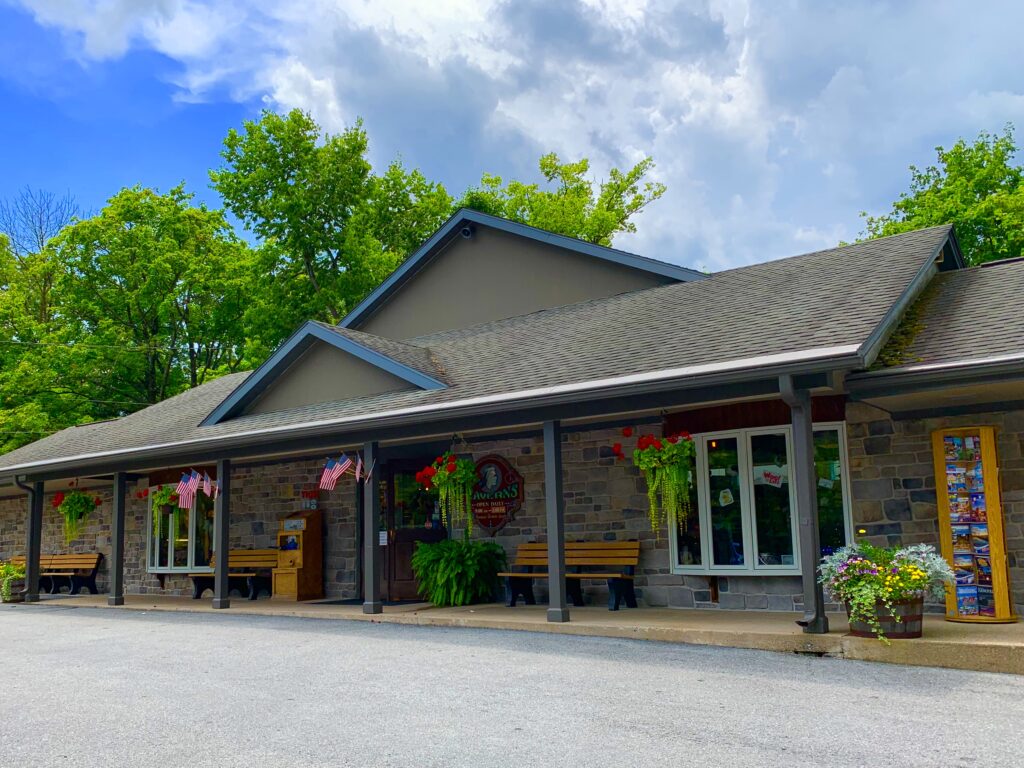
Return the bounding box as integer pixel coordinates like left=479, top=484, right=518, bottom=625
left=708, top=437, right=744, bottom=566
left=750, top=433, right=794, bottom=566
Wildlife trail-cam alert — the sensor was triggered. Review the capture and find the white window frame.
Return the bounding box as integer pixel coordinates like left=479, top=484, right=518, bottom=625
left=670, top=421, right=852, bottom=577
left=146, top=491, right=215, bottom=574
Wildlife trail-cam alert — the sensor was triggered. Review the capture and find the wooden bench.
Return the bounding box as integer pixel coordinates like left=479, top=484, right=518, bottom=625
left=10, top=553, right=104, bottom=595
left=497, top=541, right=640, bottom=611
left=188, top=549, right=278, bottom=600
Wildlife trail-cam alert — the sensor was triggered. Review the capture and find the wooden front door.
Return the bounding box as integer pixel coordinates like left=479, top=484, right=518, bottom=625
left=383, top=463, right=447, bottom=601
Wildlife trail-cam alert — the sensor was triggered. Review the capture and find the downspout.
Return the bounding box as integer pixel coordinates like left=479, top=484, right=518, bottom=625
left=13, top=476, right=39, bottom=602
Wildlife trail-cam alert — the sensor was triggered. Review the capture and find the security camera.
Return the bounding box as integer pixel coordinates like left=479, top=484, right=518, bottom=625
left=459, top=225, right=475, bottom=239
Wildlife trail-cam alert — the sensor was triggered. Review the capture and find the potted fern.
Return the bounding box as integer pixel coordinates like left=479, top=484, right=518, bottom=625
left=410, top=539, right=507, bottom=607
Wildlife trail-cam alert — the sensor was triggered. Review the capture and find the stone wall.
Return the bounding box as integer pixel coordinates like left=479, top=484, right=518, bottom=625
left=0, top=459, right=359, bottom=600
left=846, top=402, right=1024, bottom=614
left=3, top=403, right=1020, bottom=611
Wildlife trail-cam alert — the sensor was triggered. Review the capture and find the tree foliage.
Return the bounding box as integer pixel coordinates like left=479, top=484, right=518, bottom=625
left=459, top=153, right=666, bottom=246
left=863, top=126, right=1024, bottom=265
left=0, top=185, right=257, bottom=451
left=211, top=109, right=453, bottom=324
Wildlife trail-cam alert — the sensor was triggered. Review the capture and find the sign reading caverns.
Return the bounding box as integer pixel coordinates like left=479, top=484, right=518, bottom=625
left=471, top=454, right=524, bottom=535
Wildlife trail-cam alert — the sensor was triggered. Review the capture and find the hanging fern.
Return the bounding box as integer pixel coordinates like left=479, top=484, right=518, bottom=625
left=630, top=434, right=696, bottom=534
left=55, top=490, right=100, bottom=545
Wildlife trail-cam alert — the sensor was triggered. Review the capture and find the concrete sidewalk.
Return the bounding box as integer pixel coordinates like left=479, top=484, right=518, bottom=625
left=18, top=594, right=1024, bottom=675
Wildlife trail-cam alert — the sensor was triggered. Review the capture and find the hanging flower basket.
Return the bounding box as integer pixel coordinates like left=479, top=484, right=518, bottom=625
left=147, top=485, right=178, bottom=539
left=612, top=429, right=696, bottom=533
left=416, top=453, right=477, bottom=534
left=54, top=490, right=101, bottom=545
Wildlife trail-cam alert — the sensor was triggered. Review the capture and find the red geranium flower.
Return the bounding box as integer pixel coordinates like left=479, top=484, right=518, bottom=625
left=622, top=427, right=633, bottom=438
left=93, top=497, right=102, bottom=507
left=52, top=491, right=65, bottom=508
left=446, top=462, right=457, bottom=473
left=680, top=431, right=692, bottom=440
left=143, top=488, right=149, bottom=497
left=612, top=442, right=622, bottom=454
left=667, top=435, right=678, bottom=444
left=653, top=439, right=663, bottom=450
left=435, top=456, right=445, bottom=465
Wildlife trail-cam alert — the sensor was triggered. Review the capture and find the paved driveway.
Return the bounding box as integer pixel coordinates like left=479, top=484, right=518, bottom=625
left=1, top=604, right=1022, bottom=767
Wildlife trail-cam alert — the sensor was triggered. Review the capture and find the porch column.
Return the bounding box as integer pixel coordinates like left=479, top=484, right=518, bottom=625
left=544, top=420, right=569, bottom=622
left=781, top=376, right=829, bottom=634
left=362, top=440, right=382, bottom=614
left=24, top=481, right=43, bottom=602
left=108, top=472, right=127, bottom=606
left=213, top=458, right=231, bottom=609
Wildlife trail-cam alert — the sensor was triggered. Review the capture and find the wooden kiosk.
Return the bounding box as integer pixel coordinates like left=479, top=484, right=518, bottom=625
left=272, top=509, right=324, bottom=601
left=932, top=426, right=1017, bottom=623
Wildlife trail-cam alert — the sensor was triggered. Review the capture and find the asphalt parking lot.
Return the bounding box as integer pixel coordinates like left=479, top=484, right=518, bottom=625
left=1, top=604, right=1022, bottom=767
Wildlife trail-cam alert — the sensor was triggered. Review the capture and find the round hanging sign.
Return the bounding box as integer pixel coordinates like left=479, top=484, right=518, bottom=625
left=471, top=454, right=524, bottom=535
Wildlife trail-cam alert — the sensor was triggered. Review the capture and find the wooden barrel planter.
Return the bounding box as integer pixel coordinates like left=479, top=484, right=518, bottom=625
left=1, top=578, right=26, bottom=603
left=847, top=597, right=924, bottom=639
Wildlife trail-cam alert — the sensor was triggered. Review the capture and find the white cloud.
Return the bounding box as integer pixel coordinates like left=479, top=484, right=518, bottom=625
left=13, top=0, right=1024, bottom=270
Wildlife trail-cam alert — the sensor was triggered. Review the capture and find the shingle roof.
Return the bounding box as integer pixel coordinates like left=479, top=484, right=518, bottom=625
left=0, top=225, right=954, bottom=476
left=872, top=257, right=1024, bottom=370
left=312, top=322, right=448, bottom=383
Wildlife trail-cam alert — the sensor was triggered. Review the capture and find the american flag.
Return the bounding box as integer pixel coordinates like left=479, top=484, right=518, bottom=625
left=210, top=479, right=220, bottom=500
left=337, top=453, right=353, bottom=477
left=202, top=472, right=212, bottom=497
left=319, top=459, right=339, bottom=490
left=355, top=454, right=363, bottom=482
left=175, top=472, right=190, bottom=497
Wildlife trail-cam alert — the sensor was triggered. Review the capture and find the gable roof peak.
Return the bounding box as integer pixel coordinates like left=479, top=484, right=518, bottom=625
left=338, top=208, right=706, bottom=330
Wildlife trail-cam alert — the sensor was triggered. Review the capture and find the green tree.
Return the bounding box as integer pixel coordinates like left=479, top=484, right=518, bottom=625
left=458, top=153, right=667, bottom=246
left=0, top=185, right=258, bottom=451
left=863, top=126, right=1024, bottom=265
left=211, top=109, right=453, bottom=323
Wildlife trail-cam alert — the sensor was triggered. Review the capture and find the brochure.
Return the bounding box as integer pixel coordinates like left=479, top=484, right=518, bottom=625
left=946, top=464, right=966, bottom=493
left=978, top=586, right=996, bottom=617
left=944, top=436, right=963, bottom=461
left=976, top=557, right=993, bottom=586
left=957, top=586, right=979, bottom=616
left=971, top=524, right=990, bottom=555
left=970, top=492, right=987, bottom=519
left=951, top=524, right=972, bottom=552
left=954, top=567, right=977, bottom=586
left=963, top=435, right=982, bottom=461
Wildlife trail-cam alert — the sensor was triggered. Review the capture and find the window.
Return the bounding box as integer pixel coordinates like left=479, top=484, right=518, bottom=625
left=147, top=491, right=215, bottom=573
left=671, top=423, right=852, bottom=576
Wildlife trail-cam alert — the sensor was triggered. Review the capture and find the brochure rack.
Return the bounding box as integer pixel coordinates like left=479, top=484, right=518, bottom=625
left=932, top=427, right=1017, bottom=623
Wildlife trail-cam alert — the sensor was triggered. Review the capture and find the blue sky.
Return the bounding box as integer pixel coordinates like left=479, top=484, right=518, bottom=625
left=2, top=0, right=1023, bottom=270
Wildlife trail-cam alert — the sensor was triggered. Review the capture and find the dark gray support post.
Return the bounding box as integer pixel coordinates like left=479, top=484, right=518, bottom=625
left=362, top=440, right=383, bottom=614
left=108, top=472, right=127, bottom=606
left=24, top=481, right=43, bottom=602
left=213, top=459, right=231, bottom=609
left=781, top=375, right=829, bottom=634
left=543, top=420, right=569, bottom=622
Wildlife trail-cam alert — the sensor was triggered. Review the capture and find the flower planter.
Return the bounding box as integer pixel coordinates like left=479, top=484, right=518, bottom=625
left=1, top=578, right=25, bottom=603
left=847, top=597, right=924, bottom=639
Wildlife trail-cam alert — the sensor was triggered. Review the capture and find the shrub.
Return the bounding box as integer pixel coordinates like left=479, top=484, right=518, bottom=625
left=411, top=538, right=507, bottom=607
left=0, top=560, right=26, bottom=601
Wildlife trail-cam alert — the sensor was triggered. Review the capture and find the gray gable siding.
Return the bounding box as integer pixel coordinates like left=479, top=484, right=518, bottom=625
left=354, top=225, right=674, bottom=339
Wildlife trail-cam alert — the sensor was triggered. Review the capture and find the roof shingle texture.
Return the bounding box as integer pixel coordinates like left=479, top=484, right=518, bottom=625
left=876, top=257, right=1024, bottom=369
left=0, top=225, right=951, bottom=473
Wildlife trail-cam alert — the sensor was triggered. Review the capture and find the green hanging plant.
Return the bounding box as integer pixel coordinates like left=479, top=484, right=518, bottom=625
left=416, top=452, right=478, bottom=534
left=0, top=559, right=26, bottom=602
left=54, top=490, right=101, bottom=545
left=616, top=431, right=696, bottom=533
left=148, top=485, right=180, bottom=540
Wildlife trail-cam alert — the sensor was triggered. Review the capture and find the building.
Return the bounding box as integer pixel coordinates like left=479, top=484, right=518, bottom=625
left=1, top=209, right=1022, bottom=631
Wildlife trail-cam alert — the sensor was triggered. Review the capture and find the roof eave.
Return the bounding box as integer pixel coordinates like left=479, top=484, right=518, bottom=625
left=0, top=345, right=860, bottom=482
left=847, top=353, right=1024, bottom=399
